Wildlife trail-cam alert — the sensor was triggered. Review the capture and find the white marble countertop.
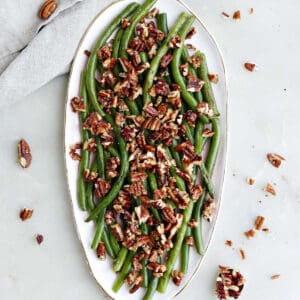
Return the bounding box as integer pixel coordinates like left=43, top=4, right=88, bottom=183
left=1, top=1, right=299, bottom=299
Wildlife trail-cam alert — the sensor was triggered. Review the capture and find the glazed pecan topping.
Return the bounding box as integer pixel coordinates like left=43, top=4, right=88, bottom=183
left=160, top=53, right=173, bottom=68
left=126, top=271, right=138, bottom=286
left=186, top=236, right=194, bottom=246
left=102, top=57, right=117, bottom=69
left=168, top=35, right=182, bottom=48
left=106, top=157, right=120, bottom=179
left=188, top=219, right=198, bottom=228
left=162, top=207, right=177, bottom=224
left=216, top=266, right=245, bottom=300
left=180, top=63, right=189, bottom=77
left=189, top=184, right=203, bottom=201
left=129, top=36, right=146, bottom=52
left=135, top=205, right=150, bottom=224
left=96, top=242, right=106, bottom=260
left=183, top=110, right=197, bottom=127
left=136, top=62, right=150, bottom=74
left=83, top=169, right=98, bottom=183
left=97, top=45, right=112, bottom=61
left=202, top=128, right=215, bottom=137
left=143, top=117, right=161, bottom=131
left=121, top=18, right=130, bottom=29
left=69, top=143, right=81, bottom=161
left=266, top=153, right=285, bottom=168
left=20, top=208, right=33, bottom=221
left=197, top=102, right=214, bottom=117
left=167, top=90, right=182, bottom=108
left=121, top=125, right=137, bottom=142
left=188, top=54, right=201, bottom=68
left=149, top=77, right=170, bottom=97
left=94, top=178, right=111, bottom=198
left=172, top=270, right=184, bottom=286
left=83, top=112, right=111, bottom=135
left=99, top=70, right=117, bottom=87
left=70, top=96, right=85, bottom=112
left=115, top=112, right=126, bottom=127
left=202, top=198, right=216, bottom=222
left=136, top=23, right=149, bottom=39
left=187, top=76, right=204, bottom=92
left=175, top=168, right=191, bottom=183
left=111, top=224, right=124, bottom=242
left=208, top=73, right=219, bottom=84
left=132, top=257, right=143, bottom=271
left=129, top=274, right=143, bottom=294
left=147, top=262, right=167, bottom=277
left=83, top=138, right=97, bottom=152
left=186, top=27, right=196, bottom=39
left=105, top=209, right=116, bottom=225
left=100, top=130, right=114, bottom=148
left=131, top=171, right=148, bottom=183
left=125, top=182, right=147, bottom=197
left=143, top=103, right=158, bottom=117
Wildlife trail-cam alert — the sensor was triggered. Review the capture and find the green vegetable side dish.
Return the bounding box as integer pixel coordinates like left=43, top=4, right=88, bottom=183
left=69, top=0, right=222, bottom=298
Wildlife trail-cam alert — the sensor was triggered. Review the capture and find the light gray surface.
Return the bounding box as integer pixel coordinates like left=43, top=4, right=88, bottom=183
left=1, top=0, right=300, bottom=299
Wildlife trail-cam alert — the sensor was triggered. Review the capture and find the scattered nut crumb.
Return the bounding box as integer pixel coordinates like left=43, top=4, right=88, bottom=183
left=262, top=227, right=269, bottom=233
left=84, top=50, right=91, bottom=57
left=271, top=274, right=280, bottom=280
left=18, top=139, right=32, bottom=168
left=36, top=234, right=44, bottom=245
left=233, top=10, right=241, bottom=20
left=254, top=216, right=265, bottom=230
left=264, top=183, right=276, bottom=196
left=239, top=248, right=246, bottom=260
left=38, top=0, right=57, bottom=20
left=246, top=177, right=255, bottom=185
left=244, top=229, right=255, bottom=239
left=244, top=62, right=256, bottom=72
left=221, top=12, right=230, bottom=18
left=249, top=8, right=254, bottom=14
left=208, top=73, right=219, bottom=84
left=267, top=153, right=285, bottom=168
left=19, top=208, right=33, bottom=221
left=225, top=240, right=233, bottom=247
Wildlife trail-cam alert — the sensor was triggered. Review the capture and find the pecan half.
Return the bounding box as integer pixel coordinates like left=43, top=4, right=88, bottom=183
left=131, top=171, right=148, bottom=183
left=70, top=96, right=85, bottom=113
left=38, top=0, right=57, bottom=19
left=172, top=270, right=184, bottom=286
left=20, top=208, right=33, bottom=221
left=18, top=139, right=32, bottom=168
left=266, top=153, right=285, bottom=168
left=96, top=242, right=106, bottom=260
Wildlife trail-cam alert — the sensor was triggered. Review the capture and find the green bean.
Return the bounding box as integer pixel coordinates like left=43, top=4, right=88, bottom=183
left=91, top=209, right=106, bottom=250
left=112, top=251, right=135, bottom=292
left=86, top=159, right=97, bottom=211
left=180, top=227, right=191, bottom=273
left=78, top=71, right=90, bottom=211
left=112, top=28, right=124, bottom=74
left=102, top=228, right=116, bottom=259
left=148, top=172, right=158, bottom=191
left=183, top=120, right=194, bottom=144
left=157, top=13, right=169, bottom=34
left=170, top=140, right=183, bottom=169
left=141, top=223, right=149, bottom=288
left=194, top=119, right=204, bottom=155
left=109, top=228, right=120, bottom=256
left=124, top=98, right=140, bottom=115
left=199, top=163, right=215, bottom=198
left=196, top=51, right=220, bottom=116
left=205, top=119, right=221, bottom=176
left=113, top=247, right=128, bottom=272
left=107, top=146, right=119, bottom=157
left=140, top=52, right=148, bottom=63
left=192, top=191, right=206, bottom=254
left=143, top=260, right=161, bottom=300
left=95, top=136, right=105, bottom=179
left=150, top=208, right=161, bottom=222
left=201, top=137, right=209, bottom=150
left=143, top=12, right=188, bottom=105
left=119, top=0, right=157, bottom=58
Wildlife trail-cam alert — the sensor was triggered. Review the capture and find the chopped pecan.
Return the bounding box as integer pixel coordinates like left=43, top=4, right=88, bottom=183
left=149, top=27, right=165, bottom=42
left=244, top=229, right=255, bottom=239
left=94, top=178, right=111, bottom=198
left=102, top=57, right=117, bottom=69
left=186, top=27, right=196, bottom=39
left=121, top=18, right=130, bottom=29
left=254, top=216, right=265, bottom=230
left=132, top=257, right=143, bottom=271
left=246, top=177, right=255, bottom=185
left=70, top=96, right=85, bottom=112
left=83, top=138, right=97, bottom=152
left=105, top=210, right=115, bottom=225
left=69, top=143, right=81, bottom=161
left=208, top=73, right=219, bottom=84
left=186, top=43, right=196, bottom=50
left=188, top=219, right=198, bottom=228
left=187, top=76, right=204, bottom=92
left=160, top=53, right=173, bottom=68
left=136, top=23, right=149, bottom=39
left=233, top=10, right=241, bottom=20
left=106, top=157, right=120, bottom=179
left=267, top=153, right=285, bottom=168
left=244, top=62, right=255, bottom=72
left=83, top=169, right=98, bottom=182
left=197, top=102, right=214, bottom=117
left=36, top=234, right=44, bottom=245
left=125, top=271, right=138, bottom=286
left=202, top=128, right=215, bottom=137
left=264, top=183, right=276, bottom=196
left=189, top=184, right=203, bottom=201
left=121, top=125, right=136, bottom=142
left=167, top=90, right=182, bottom=108
left=100, top=130, right=114, bottom=148
left=168, top=35, right=182, bottom=49
left=271, top=274, right=280, bottom=280
left=175, top=168, right=191, bottom=183
left=172, top=270, right=184, bottom=286
left=148, top=44, right=158, bottom=59
left=99, top=70, right=117, bottom=87
left=115, top=112, right=126, bottom=127
left=150, top=77, right=170, bottom=96
left=148, top=250, right=159, bottom=263
left=96, top=242, right=106, bottom=260
left=180, top=63, right=189, bottom=77
left=83, top=112, right=111, bottom=135
left=216, top=266, right=245, bottom=300
left=188, top=54, right=201, bottom=68
left=131, top=171, right=148, bottom=183
left=38, top=0, right=57, bottom=19
left=143, top=103, right=158, bottom=117
left=111, top=224, right=124, bottom=242
left=221, top=12, right=230, bottom=18
left=147, top=262, right=167, bottom=277
left=20, top=208, right=33, bottom=221
left=183, top=110, right=197, bottom=127
left=145, top=7, right=159, bottom=18
left=113, top=190, right=131, bottom=212
left=125, top=182, right=147, bottom=197
left=169, top=213, right=184, bottom=240
left=143, top=117, right=161, bottom=131
left=225, top=240, right=233, bottom=247
left=202, top=198, right=216, bottom=222
left=18, top=139, right=32, bottom=168
left=129, top=274, right=143, bottom=294
left=161, top=207, right=177, bottom=224
left=135, top=205, right=150, bottom=224
left=239, top=248, right=246, bottom=260
left=136, top=62, right=150, bottom=74
left=129, top=37, right=146, bottom=52
left=97, top=45, right=112, bottom=61
left=186, top=236, right=194, bottom=246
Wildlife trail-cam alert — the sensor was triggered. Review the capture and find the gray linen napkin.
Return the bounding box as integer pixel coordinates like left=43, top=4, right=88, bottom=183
left=0, top=0, right=111, bottom=107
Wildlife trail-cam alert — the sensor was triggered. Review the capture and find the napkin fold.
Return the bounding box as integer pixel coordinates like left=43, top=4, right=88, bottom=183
left=0, top=0, right=111, bottom=107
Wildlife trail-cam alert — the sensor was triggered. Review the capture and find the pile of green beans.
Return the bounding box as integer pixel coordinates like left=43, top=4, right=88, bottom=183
left=71, top=0, right=221, bottom=298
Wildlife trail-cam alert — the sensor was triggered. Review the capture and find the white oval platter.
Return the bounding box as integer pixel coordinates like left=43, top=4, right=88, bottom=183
left=64, top=0, right=228, bottom=299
